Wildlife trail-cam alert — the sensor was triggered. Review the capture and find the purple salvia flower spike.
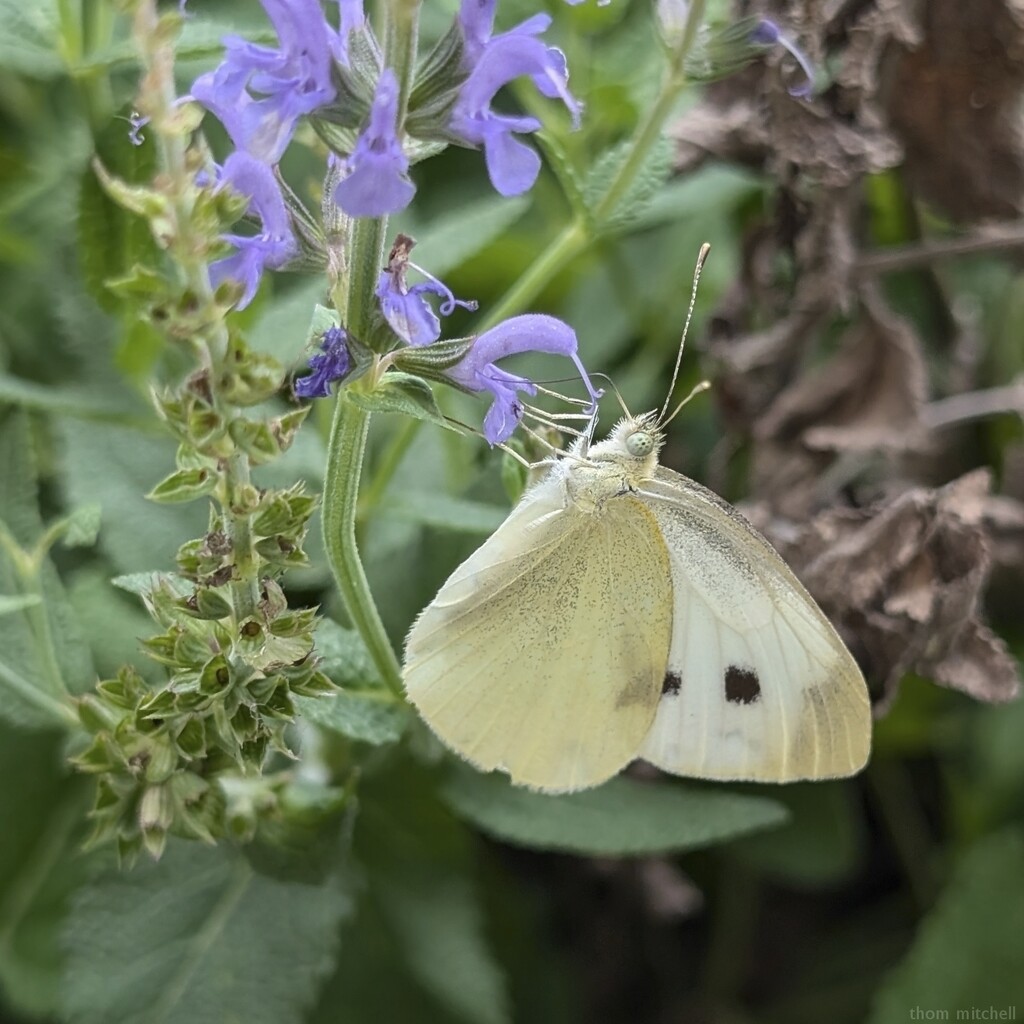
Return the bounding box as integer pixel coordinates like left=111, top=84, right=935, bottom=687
left=209, top=152, right=297, bottom=310
left=334, top=69, right=416, bottom=217
left=294, top=326, right=351, bottom=398
left=190, top=0, right=338, bottom=164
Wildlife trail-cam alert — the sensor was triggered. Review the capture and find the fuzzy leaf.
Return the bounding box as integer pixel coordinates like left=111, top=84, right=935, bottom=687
left=62, top=840, right=352, bottom=1024
left=356, top=761, right=510, bottom=1024
left=583, top=134, right=673, bottom=235
left=0, top=0, right=62, bottom=78
left=347, top=374, right=450, bottom=428
left=295, top=620, right=407, bottom=744
left=0, top=412, right=93, bottom=729
left=297, top=690, right=408, bottom=745
left=78, top=116, right=161, bottom=314
left=868, top=830, right=1024, bottom=1023
left=442, top=770, right=788, bottom=855
left=383, top=493, right=507, bottom=534
left=61, top=419, right=207, bottom=575
left=0, top=725, right=93, bottom=1018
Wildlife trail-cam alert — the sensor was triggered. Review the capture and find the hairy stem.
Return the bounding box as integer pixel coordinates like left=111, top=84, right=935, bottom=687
left=133, top=0, right=260, bottom=625
left=323, top=398, right=404, bottom=695
left=486, top=3, right=707, bottom=322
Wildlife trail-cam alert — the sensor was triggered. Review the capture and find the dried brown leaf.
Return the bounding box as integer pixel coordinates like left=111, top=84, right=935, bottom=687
left=747, top=288, right=928, bottom=516
left=750, top=471, right=1022, bottom=708
left=885, top=0, right=1024, bottom=221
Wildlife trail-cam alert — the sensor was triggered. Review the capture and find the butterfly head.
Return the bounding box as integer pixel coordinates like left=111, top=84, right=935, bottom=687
left=606, top=412, right=665, bottom=466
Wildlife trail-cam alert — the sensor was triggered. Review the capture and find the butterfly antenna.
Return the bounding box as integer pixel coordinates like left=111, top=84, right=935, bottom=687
left=658, top=242, right=711, bottom=425
left=661, top=379, right=711, bottom=428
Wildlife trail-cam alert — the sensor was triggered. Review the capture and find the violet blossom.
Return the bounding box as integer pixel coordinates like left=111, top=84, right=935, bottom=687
left=750, top=19, right=815, bottom=98
left=209, top=152, right=298, bottom=310
left=447, top=314, right=600, bottom=445
left=450, top=0, right=581, bottom=197
left=294, top=326, right=351, bottom=397
left=334, top=70, right=416, bottom=217
left=191, top=0, right=338, bottom=165
left=376, top=236, right=478, bottom=347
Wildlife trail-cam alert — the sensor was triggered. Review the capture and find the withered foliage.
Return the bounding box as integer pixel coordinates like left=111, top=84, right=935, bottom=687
left=674, top=0, right=1024, bottom=707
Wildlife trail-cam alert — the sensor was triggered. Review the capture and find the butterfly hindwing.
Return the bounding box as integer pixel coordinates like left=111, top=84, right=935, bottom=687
left=404, top=478, right=674, bottom=792
left=637, top=467, right=871, bottom=782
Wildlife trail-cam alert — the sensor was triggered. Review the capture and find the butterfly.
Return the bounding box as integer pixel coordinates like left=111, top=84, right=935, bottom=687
left=403, top=249, right=871, bottom=793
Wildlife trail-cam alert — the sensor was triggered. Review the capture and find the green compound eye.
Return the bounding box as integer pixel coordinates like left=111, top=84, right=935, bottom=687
left=625, top=431, right=654, bottom=457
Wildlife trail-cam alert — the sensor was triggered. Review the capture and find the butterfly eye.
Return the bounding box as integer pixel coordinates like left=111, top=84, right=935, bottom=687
left=625, top=431, right=654, bottom=457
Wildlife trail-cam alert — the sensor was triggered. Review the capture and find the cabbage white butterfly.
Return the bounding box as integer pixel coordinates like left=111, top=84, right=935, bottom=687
left=403, top=250, right=871, bottom=793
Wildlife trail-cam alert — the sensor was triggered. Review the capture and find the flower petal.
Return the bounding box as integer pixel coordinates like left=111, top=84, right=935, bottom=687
left=334, top=69, right=416, bottom=216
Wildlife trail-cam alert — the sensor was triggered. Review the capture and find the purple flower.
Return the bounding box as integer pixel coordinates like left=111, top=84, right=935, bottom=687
left=209, top=152, right=298, bottom=310
left=294, top=326, right=351, bottom=398
left=191, top=0, right=338, bottom=164
left=751, top=19, right=815, bottom=98
left=450, top=0, right=581, bottom=197
left=376, top=236, right=478, bottom=347
left=334, top=70, right=416, bottom=217
left=447, top=314, right=600, bottom=445
left=128, top=110, right=149, bottom=146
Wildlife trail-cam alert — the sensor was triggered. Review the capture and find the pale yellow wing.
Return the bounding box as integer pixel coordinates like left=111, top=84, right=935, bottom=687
left=637, top=467, right=871, bottom=782
left=403, top=479, right=673, bottom=793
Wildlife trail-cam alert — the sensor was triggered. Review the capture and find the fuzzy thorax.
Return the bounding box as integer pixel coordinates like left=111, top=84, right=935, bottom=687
left=560, top=413, right=665, bottom=511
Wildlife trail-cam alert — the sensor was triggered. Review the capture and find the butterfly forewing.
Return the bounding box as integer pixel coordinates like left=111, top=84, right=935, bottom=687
left=404, top=480, right=674, bottom=792
left=637, top=467, right=871, bottom=782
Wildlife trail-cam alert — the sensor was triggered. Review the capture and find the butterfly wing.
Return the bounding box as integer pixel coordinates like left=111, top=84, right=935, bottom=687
left=637, top=467, right=871, bottom=782
left=404, top=478, right=673, bottom=792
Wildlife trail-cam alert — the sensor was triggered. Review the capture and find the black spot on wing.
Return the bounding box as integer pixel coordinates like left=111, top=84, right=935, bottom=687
left=725, top=665, right=760, bottom=704
left=662, top=671, right=681, bottom=696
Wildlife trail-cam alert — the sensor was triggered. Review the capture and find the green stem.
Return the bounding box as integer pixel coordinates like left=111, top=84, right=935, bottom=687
left=226, top=452, right=259, bottom=623
left=0, top=657, right=78, bottom=729
left=480, top=220, right=587, bottom=331
left=323, top=398, right=403, bottom=696
left=134, top=0, right=262, bottom=619
left=483, top=3, right=707, bottom=325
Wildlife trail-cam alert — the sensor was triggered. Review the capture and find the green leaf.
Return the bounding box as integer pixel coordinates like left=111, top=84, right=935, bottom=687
left=408, top=195, right=531, bottom=277
left=62, top=840, right=352, bottom=1024
left=111, top=572, right=194, bottom=602
left=0, top=412, right=93, bottom=729
left=295, top=620, right=407, bottom=744
left=0, top=724, right=93, bottom=1018
left=868, top=830, right=1024, bottom=1024
left=61, top=504, right=103, bottom=549
left=383, top=493, right=507, bottom=534
left=583, top=134, right=673, bottom=236
left=146, top=467, right=218, bottom=504
left=355, top=761, right=511, bottom=1024
left=348, top=374, right=455, bottom=430
left=297, top=690, right=407, bottom=746
left=0, top=0, right=62, bottom=78
left=78, top=116, right=161, bottom=314
left=61, top=419, right=208, bottom=574
left=0, top=372, right=150, bottom=426
left=442, top=770, right=788, bottom=856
